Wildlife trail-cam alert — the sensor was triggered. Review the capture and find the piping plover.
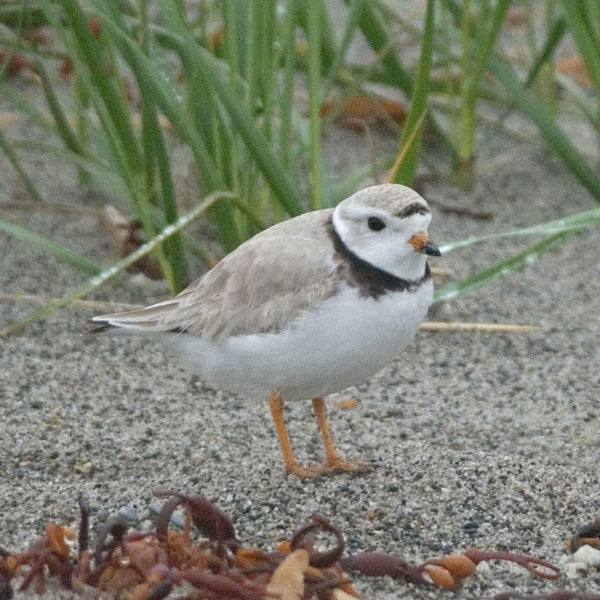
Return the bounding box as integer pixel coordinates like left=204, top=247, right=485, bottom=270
left=91, top=184, right=440, bottom=478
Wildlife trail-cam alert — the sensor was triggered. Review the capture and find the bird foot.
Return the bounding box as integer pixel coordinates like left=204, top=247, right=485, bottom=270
left=284, top=457, right=370, bottom=479
left=284, top=461, right=337, bottom=479
left=325, top=456, right=370, bottom=473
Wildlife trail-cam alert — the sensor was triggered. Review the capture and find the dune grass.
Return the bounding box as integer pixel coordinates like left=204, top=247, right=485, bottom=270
left=0, top=0, right=599, bottom=332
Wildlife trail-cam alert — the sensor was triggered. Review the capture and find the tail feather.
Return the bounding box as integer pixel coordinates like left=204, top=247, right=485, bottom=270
left=90, top=300, right=180, bottom=334
left=88, top=320, right=116, bottom=334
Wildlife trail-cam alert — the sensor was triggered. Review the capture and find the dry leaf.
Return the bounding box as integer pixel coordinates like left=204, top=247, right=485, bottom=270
left=556, top=55, right=592, bottom=87
left=0, top=52, right=36, bottom=76
left=266, top=549, right=309, bottom=600
left=335, top=398, right=358, bottom=410
left=99, top=205, right=162, bottom=280
left=321, top=96, right=406, bottom=129
left=505, top=8, right=526, bottom=26
left=45, top=524, right=74, bottom=557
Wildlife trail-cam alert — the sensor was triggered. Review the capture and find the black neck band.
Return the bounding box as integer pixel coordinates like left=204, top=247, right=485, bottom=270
left=328, top=217, right=431, bottom=299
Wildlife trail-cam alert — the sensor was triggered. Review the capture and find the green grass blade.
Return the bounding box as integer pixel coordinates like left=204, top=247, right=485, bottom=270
left=186, top=44, right=304, bottom=216
left=490, top=57, right=600, bottom=202
left=296, top=1, right=336, bottom=76
left=559, top=0, right=600, bottom=95
left=246, top=2, right=262, bottom=133
left=258, top=0, right=277, bottom=145
left=556, top=73, right=598, bottom=125
left=0, top=4, right=47, bottom=27
left=14, top=140, right=131, bottom=200
left=436, top=204, right=600, bottom=303
left=35, top=58, right=83, bottom=156
left=468, top=0, right=511, bottom=97
left=0, top=130, right=44, bottom=203
left=0, top=218, right=101, bottom=275
left=436, top=205, right=600, bottom=302
left=493, top=13, right=566, bottom=127
left=141, top=101, right=187, bottom=291
left=439, top=206, right=600, bottom=254
left=456, top=0, right=510, bottom=180
left=88, top=2, right=242, bottom=252
left=434, top=232, right=571, bottom=303
left=41, top=0, right=174, bottom=279
left=0, top=191, right=233, bottom=338
left=391, top=0, right=434, bottom=186
left=56, top=0, right=143, bottom=173
left=0, top=85, right=51, bottom=130
left=349, top=0, right=458, bottom=163
left=154, top=2, right=245, bottom=249
left=307, top=0, right=323, bottom=209
left=525, top=14, right=566, bottom=87
left=278, top=0, right=297, bottom=174
left=155, top=25, right=303, bottom=216
left=324, top=0, right=363, bottom=89
left=350, top=0, right=413, bottom=94
left=95, top=2, right=295, bottom=233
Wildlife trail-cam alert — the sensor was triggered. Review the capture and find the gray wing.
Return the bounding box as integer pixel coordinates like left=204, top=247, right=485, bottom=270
left=92, top=210, right=340, bottom=340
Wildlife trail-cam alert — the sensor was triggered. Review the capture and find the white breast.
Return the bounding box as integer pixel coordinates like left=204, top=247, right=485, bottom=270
left=163, top=281, right=433, bottom=402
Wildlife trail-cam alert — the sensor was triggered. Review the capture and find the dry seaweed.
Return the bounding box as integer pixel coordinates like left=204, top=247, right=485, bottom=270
left=0, top=492, right=594, bottom=600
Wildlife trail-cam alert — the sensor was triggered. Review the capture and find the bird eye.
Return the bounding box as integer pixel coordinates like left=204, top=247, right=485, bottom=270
left=367, top=216, right=386, bottom=231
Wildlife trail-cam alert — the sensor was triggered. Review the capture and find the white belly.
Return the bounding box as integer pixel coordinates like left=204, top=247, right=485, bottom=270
left=163, top=282, right=433, bottom=401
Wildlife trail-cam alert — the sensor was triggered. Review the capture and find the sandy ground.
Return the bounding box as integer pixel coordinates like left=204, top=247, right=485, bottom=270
left=1, top=75, right=599, bottom=599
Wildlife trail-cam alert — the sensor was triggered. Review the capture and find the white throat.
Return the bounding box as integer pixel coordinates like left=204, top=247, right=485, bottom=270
left=331, top=208, right=429, bottom=282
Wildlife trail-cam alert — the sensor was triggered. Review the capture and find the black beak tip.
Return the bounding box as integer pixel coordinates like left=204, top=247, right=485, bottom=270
left=425, top=241, right=441, bottom=257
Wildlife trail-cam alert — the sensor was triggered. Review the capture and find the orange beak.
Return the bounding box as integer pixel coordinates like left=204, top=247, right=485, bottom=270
left=408, top=232, right=441, bottom=256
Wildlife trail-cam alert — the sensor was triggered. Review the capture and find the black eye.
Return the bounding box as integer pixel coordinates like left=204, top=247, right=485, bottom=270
left=367, top=216, right=386, bottom=231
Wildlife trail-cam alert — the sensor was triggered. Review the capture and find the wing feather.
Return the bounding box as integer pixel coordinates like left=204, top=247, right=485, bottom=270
left=93, top=210, right=340, bottom=340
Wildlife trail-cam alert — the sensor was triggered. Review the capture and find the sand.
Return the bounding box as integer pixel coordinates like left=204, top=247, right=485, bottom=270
left=0, top=71, right=599, bottom=600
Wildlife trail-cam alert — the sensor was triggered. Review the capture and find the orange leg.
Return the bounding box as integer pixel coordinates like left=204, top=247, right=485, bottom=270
left=311, top=397, right=368, bottom=472
left=268, top=393, right=368, bottom=478
left=269, top=393, right=334, bottom=478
